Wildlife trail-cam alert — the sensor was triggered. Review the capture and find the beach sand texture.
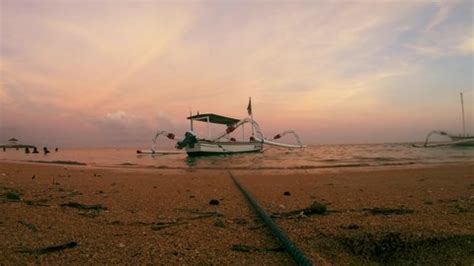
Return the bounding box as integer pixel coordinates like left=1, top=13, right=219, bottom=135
left=1, top=162, right=473, bottom=264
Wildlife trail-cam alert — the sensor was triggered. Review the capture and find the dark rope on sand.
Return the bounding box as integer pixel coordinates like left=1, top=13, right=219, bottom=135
left=228, top=171, right=313, bottom=266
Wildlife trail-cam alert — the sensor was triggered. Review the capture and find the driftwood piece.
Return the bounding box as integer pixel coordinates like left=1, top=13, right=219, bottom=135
left=24, top=199, right=49, bottom=207
left=175, top=208, right=224, bottom=220
left=151, top=221, right=187, bottom=231
left=60, top=202, right=107, bottom=211
left=364, top=207, right=414, bottom=216
left=17, top=241, right=77, bottom=255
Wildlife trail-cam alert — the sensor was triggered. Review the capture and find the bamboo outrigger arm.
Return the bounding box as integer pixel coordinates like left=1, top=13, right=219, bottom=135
left=211, top=118, right=264, bottom=142
left=150, top=130, right=182, bottom=151
left=211, top=118, right=305, bottom=148
left=413, top=130, right=474, bottom=147
left=423, top=130, right=448, bottom=147
left=413, top=93, right=473, bottom=148
left=266, top=130, right=305, bottom=148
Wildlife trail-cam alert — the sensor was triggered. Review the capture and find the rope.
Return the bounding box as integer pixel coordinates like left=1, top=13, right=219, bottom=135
left=228, top=171, right=313, bottom=266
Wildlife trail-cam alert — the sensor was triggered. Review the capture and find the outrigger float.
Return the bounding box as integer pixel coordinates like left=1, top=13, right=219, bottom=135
left=414, top=92, right=473, bottom=147
left=137, top=98, right=305, bottom=156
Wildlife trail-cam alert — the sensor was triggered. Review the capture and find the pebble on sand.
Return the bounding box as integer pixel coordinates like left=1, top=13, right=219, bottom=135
left=209, top=199, right=220, bottom=205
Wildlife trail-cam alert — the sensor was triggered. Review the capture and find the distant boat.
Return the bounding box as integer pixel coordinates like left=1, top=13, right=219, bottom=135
left=138, top=98, right=305, bottom=156
left=415, top=92, right=474, bottom=147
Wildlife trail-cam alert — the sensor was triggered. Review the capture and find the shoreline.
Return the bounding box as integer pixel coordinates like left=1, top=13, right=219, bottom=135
left=1, top=158, right=473, bottom=175
left=0, top=161, right=473, bottom=264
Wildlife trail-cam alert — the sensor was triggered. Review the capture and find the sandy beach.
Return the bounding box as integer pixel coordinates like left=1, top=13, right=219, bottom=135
left=0, top=161, right=473, bottom=265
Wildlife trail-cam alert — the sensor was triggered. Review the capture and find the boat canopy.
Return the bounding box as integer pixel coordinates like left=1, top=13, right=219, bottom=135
left=187, top=113, right=240, bottom=125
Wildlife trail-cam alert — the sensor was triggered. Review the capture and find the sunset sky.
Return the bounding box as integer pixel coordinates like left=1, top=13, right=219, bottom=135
left=1, top=1, right=473, bottom=147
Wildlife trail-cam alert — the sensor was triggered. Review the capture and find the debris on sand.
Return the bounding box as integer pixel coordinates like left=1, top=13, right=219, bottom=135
left=3, top=191, right=21, bottom=201
left=283, top=191, right=291, bottom=196
left=305, top=201, right=328, bottom=215
left=452, top=204, right=471, bottom=213
left=66, top=190, right=82, bottom=197
left=18, top=221, right=38, bottom=232
left=29, top=160, right=86, bottom=166
left=232, top=218, right=248, bottom=225
left=214, top=219, right=225, bottom=228
left=339, top=232, right=474, bottom=264
left=151, top=221, right=187, bottom=231
left=24, top=199, right=49, bottom=207
left=176, top=208, right=224, bottom=220
left=231, top=244, right=285, bottom=253
left=340, top=224, right=360, bottom=230
left=17, top=241, right=77, bottom=255
left=60, top=202, right=107, bottom=211
left=231, top=244, right=258, bottom=252
left=365, top=207, right=414, bottom=216
left=248, top=224, right=266, bottom=230
left=150, top=209, right=225, bottom=230
left=273, top=200, right=328, bottom=218
left=60, top=202, right=107, bottom=218
left=189, top=212, right=224, bottom=220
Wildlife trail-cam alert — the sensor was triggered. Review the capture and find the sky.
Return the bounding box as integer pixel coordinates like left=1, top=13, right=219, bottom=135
left=0, top=0, right=473, bottom=147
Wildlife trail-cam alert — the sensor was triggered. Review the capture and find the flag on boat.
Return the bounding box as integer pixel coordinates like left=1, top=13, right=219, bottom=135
left=247, top=97, right=252, bottom=115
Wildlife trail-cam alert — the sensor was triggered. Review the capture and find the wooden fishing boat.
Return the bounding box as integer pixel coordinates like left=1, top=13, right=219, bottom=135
left=138, top=98, right=305, bottom=156
left=414, top=92, right=473, bottom=147
left=178, top=113, right=264, bottom=156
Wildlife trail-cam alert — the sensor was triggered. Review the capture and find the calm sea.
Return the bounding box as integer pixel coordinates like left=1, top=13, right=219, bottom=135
left=1, top=143, right=473, bottom=170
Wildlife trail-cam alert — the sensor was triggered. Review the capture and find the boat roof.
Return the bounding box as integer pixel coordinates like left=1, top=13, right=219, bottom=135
left=187, top=113, right=240, bottom=125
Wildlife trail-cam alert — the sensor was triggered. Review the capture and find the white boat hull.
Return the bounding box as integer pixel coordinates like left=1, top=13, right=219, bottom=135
left=185, top=141, right=263, bottom=156
left=449, top=136, right=474, bottom=146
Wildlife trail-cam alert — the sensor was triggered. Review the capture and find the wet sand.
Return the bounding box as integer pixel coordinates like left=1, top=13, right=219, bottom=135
left=0, top=161, right=473, bottom=265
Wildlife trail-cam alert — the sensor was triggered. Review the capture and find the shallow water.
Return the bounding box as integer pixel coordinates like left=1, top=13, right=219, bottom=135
left=1, top=143, right=473, bottom=170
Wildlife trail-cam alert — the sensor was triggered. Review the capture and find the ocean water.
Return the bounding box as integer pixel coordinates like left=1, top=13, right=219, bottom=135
left=1, top=143, right=473, bottom=170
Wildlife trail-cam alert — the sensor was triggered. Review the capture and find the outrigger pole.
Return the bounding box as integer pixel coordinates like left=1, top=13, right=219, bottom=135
left=211, top=118, right=305, bottom=148
left=460, top=92, right=465, bottom=137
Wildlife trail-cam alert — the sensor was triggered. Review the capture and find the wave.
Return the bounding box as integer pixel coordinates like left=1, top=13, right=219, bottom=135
left=352, top=156, right=404, bottom=162
left=113, top=162, right=397, bottom=171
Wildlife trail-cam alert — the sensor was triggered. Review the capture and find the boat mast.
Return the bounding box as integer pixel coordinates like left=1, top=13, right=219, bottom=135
left=460, top=92, right=466, bottom=137
left=189, top=110, right=194, bottom=131
left=206, top=116, right=210, bottom=139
